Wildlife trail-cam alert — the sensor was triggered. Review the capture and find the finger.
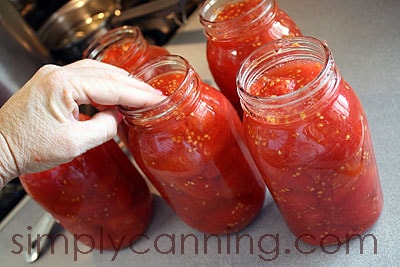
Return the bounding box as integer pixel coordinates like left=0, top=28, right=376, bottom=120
left=63, top=62, right=166, bottom=107
left=73, top=79, right=166, bottom=108
left=39, top=59, right=154, bottom=92
left=65, top=59, right=160, bottom=94
left=71, top=109, right=119, bottom=151
left=64, top=59, right=129, bottom=75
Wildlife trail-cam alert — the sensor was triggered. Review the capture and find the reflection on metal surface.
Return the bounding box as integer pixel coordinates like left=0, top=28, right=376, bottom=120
left=23, top=212, right=57, bottom=263
left=0, top=0, right=52, bottom=106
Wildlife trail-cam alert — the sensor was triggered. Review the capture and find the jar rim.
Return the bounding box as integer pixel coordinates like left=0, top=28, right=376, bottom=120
left=83, top=25, right=143, bottom=61
left=199, top=0, right=274, bottom=36
left=237, top=36, right=336, bottom=109
left=119, top=55, right=197, bottom=123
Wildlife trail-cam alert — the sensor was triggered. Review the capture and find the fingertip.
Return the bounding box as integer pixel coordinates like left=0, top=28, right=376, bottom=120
left=91, top=109, right=119, bottom=136
left=153, top=89, right=165, bottom=95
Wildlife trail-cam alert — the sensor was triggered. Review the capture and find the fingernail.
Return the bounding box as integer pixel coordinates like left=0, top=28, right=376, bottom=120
left=154, top=89, right=164, bottom=95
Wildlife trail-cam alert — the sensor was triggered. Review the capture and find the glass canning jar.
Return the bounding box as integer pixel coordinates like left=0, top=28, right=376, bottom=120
left=120, top=55, right=266, bottom=234
left=237, top=37, right=383, bottom=246
left=199, top=0, right=302, bottom=117
left=19, top=114, right=153, bottom=250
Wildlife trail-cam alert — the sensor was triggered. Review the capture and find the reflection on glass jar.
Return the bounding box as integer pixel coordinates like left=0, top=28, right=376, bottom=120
left=199, top=0, right=302, bottom=117
left=120, top=55, right=266, bottom=234
left=237, top=37, right=383, bottom=246
left=19, top=114, right=153, bottom=250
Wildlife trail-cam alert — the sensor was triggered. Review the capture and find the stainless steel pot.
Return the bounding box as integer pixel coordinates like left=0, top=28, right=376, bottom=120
left=38, top=0, right=184, bottom=64
left=38, top=0, right=119, bottom=64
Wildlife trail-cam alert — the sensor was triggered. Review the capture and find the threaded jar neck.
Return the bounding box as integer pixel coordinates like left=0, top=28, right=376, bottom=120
left=237, top=36, right=340, bottom=124
left=83, top=25, right=148, bottom=67
left=199, top=0, right=276, bottom=41
left=119, top=55, right=201, bottom=128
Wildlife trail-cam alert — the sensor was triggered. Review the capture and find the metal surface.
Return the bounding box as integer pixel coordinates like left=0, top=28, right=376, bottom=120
left=23, top=212, right=57, bottom=263
left=0, top=0, right=52, bottom=106
left=110, top=0, right=180, bottom=25
left=37, top=0, right=118, bottom=64
left=37, top=0, right=198, bottom=64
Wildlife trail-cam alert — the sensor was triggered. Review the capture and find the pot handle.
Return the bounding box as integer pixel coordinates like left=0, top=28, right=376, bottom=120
left=110, top=0, right=186, bottom=26
left=23, top=212, right=57, bottom=263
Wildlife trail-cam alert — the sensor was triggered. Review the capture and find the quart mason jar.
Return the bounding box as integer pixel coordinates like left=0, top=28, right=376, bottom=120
left=199, top=0, right=302, bottom=117
left=84, top=25, right=169, bottom=145
left=237, top=37, right=383, bottom=246
left=19, top=114, right=153, bottom=250
left=120, top=55, right=266, bottom=234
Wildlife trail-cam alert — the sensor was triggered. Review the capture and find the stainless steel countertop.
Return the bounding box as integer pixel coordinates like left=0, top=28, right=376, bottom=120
left=1, top=0, right=399, bottom=266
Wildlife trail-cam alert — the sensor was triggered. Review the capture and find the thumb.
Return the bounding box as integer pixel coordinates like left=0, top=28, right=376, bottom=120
left=73, top=110, right=119, bottom=152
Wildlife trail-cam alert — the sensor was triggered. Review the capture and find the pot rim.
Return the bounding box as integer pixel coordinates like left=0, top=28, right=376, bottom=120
left=38, top=0, right=118, bottom=49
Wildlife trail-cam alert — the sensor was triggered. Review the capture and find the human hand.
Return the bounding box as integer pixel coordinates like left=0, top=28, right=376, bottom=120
left=0, top=59, right=164, bottom=185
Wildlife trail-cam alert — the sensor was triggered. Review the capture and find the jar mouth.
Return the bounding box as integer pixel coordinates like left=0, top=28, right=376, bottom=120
left=119, top=55, right=197, bottom=124
left=237, top=36, right=336, bottom=110
left=199, top=0, right=274, bottom=39
left=83, top=25, right=144, bottom=63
